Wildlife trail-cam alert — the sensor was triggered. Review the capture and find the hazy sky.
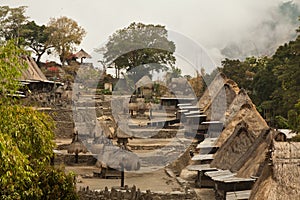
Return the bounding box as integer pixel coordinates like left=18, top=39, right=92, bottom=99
left=2, top=0, right=300, bottom=75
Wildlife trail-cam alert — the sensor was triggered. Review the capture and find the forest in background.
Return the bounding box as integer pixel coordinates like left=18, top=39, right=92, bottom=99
left=215, top=21, right=300, bottom=133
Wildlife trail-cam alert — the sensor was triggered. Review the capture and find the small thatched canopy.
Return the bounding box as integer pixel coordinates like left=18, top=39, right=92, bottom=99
left=67, top=134, right=88, bottom=154
left=67, top=141, right=88, bottom=154
left=116, top=127, right=132, bottom=139
left=96, top=145, right=140, bottom=171
left=249, top=142, right=300, bottom=200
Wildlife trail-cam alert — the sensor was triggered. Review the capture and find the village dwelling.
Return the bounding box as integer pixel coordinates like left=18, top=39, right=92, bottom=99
left=74, top=48, right=92, bottom=64
left=249, top=141, right=300, bottom=200
left=197, top=73, right=239, bottom=122
left=135, top=75, right=153, bottom=99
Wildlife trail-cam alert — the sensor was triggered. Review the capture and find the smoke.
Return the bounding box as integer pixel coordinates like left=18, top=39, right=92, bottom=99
left=214, top=1, right=300, bottom=63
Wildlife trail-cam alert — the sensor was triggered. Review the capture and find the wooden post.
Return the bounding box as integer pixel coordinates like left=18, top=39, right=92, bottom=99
left=121, top=163, right=125, bottom=187
left=75, top=152, right=79, bottom=163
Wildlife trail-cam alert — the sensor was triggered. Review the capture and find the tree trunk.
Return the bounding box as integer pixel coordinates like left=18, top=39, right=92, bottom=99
left=36, top=53, right=43, bottom=67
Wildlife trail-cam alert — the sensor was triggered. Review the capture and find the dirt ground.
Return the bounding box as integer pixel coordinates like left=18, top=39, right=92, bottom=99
left=56, top=106, right=215, bottom=199
left=65, top=166, right=182, bottom=193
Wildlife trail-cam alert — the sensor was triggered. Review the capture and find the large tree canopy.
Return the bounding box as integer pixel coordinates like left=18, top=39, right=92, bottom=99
left=20, top=20, right=53, bottom=64
left=101, top=22, right=176, bottom=80
left=47, top=16, right=86, bottom=65
left=0, top=6, right=28, bottom=42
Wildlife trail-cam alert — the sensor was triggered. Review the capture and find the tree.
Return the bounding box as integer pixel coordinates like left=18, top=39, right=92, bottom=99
left=0, top=40, right=28, bottom=98
left=47, top=16, right=86, bottom=66
left=0, top=6, right=28, bottom=43
left=101, top=22, right=176, bottom=80
left=0, top=40, right=78, bottom=199
left=20, top=20, right=53, bottom=64
left=219, top=19, right=300, bottom=130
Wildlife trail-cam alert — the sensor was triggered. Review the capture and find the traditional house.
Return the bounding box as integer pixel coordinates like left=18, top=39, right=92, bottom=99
left=249, top=142, right=300, bottom=200
left=19, top=56, right=64, bottom=106
left=135, top=75, right=153, bottom=99
left=197, top=73, right=239, bottom=122
left=74, top=49, right=92, bottom=64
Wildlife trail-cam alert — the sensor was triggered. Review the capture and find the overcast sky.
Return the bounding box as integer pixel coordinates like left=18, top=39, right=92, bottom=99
left=2, top=0, right=300, bottom=75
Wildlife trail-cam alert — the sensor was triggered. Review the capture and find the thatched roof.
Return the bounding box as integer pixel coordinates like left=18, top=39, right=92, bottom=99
left=215, top=89, right=269, bottom=147
left=98, top=120, right=114, bottom=139
left=135, top=75, right=153, bottom=88
left=249, top=142, right=300, bottom=200
left=67, top=134, right=88, bottom=154
left=197, top=73, right=239, bottom=121
left=210, top=121, right=259, bottom=170
left=233, top=128, right=275, bottom=178
left=116, top=127, right=132, bottom=139
left=96, top=145, right=140, bottom=171
left=75, top=49, right=92, bottom=59
left=20, top=56, right=47, bottom=81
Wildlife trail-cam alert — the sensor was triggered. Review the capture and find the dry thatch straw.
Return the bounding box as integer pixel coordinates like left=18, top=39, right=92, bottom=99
left=211, top=121, right=259, bottom=170
left=135, top=75, right=153, bottom=89
left=215, top=89, right=269, bottom=147
left=74, top=49, right=92, bottom=59
left=67, top=133, right=88, bottom=163
left=67, top=141, right=88, bottom=154
left=20, top=56, right=47, bottom=81
left=233, top=128, right=275, bottom=178
left=197, top=73, right=239, bottom=121
left=98, top=120, right=114, bottom=139
left=96, top=145, right=140, bottom=171
left=249, top=141, right=300, bottom=200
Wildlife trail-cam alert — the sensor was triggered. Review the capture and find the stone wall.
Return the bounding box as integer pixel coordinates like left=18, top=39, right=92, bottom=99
left=54, top=154, right=97, bottom=166
left=77, top=185, right=197, bottom=200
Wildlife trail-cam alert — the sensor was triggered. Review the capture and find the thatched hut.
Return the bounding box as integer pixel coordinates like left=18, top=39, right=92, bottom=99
left=135, top=75, right=153, bottom=98
left=75, top=49, right=92, bottom=63
left=210, top=121, right=259, bottom=170
left=21, top=56, right=47, bottom=81
left=232, top=128, right=276, bottom=178
left=197, top=73, right=239, bottom=121
left=249, top=142, right=300, bottom=200
left=215, top=89, right=269, bottom=148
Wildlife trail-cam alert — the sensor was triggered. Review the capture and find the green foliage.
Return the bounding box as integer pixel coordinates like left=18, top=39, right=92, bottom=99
left=274, top=115, right=290, bottom=129
left=0, top=6, right=28, bottom=42
left=19, top=20, right=53, bottom=64
left=0, top=105, right=55, bottom=166
left=38, top=166, right=78, bottom=200
left=0, top=133, right=38, bottom=199
left=0, top=40, right=28, bottom=98
left=219, top=20, right=300, bottom=131
left=0, top=105, right=78, bottom=199
left=0, top=41, right=78, bottom=199
left=101, top=22, right=176, bottom=80
left=290, top=134, right=300, bottom=142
